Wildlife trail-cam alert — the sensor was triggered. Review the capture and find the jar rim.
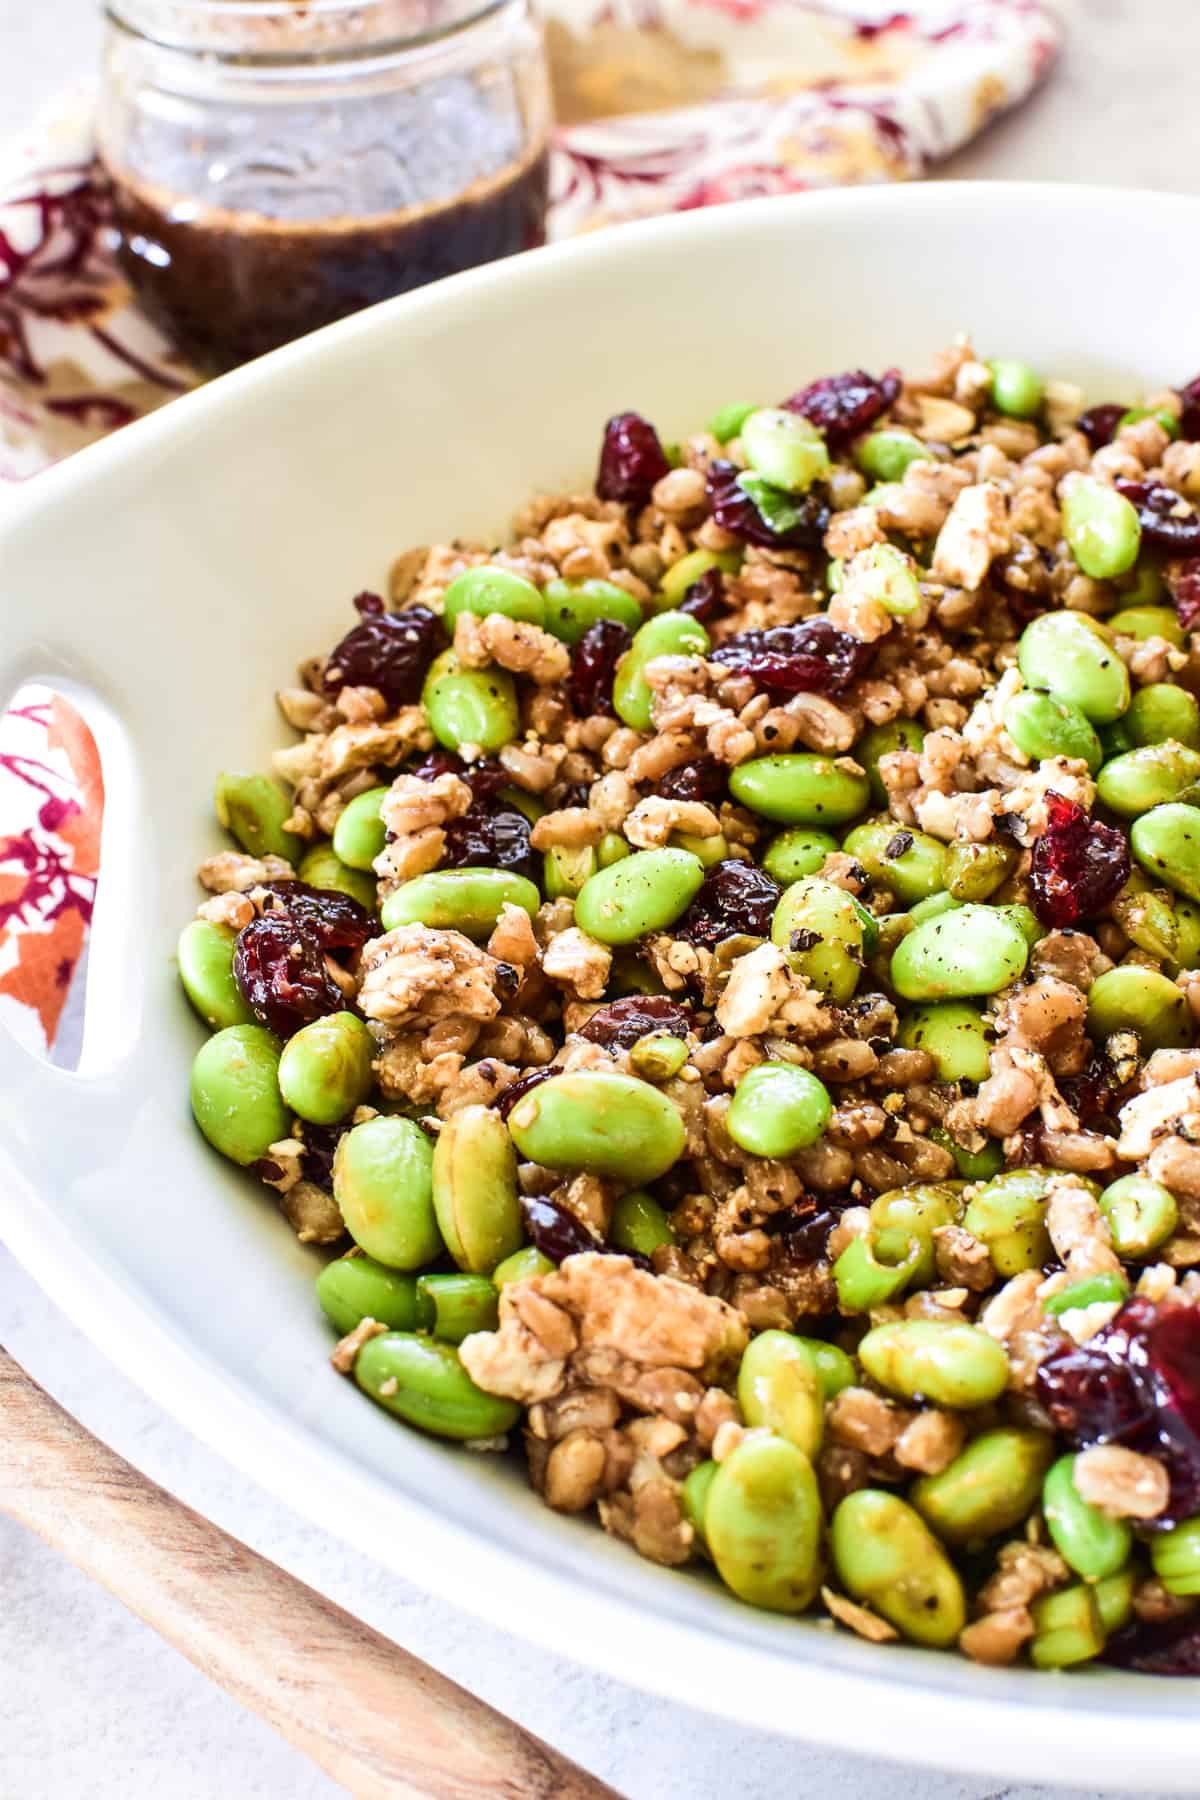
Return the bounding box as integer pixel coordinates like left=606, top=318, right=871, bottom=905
left=105, top=0, right=515, bottom=59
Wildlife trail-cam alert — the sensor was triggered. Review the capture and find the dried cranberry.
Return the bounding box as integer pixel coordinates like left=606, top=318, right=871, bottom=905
left=1036, top=1298, right=1200, bottom=1527
left=578, top=995, right=695, bottom=1049
left=570, top=618, right=632, bottom=717
left=1058, top=1051, right=1122, bottom=1131
left=1115, top=481, right=1200, bottom=555
left=781, top=367, right=900, bottom=449
left=233, top=914, right=347, bottom=1038
left=1075, top=403, right=1125, bottom=451
left=298, top=1122, right=344, bottom=1192
left=704, top=460, right=830, bottom=549
left=676, top=859, right=781, bottom=949
left=1166, top=558, right=1200, bottom=631
left=494, top=1067, right=554, bottom=1121
left=257, top=881, right=378, bottom=954
left=655, top=758, right=729, bottom=806
left=710, top=618, right=874, bottom=697
left=772, top=1205, right=838, bottom=1263
left=678, top=567, right=728, bottom=625
left=520, top=1194, right=601, bottom=1261
left=595, top=411, right=670, bottom=506
left=1105, top=1610, right=1200, bottom=1676
left=1028, top=792, right=1130, bottom=929
left=1178, top=373, right=1200, bottom=442
left=441, top=806, right=535, bottom=880
left=321, top=602, right=442, bottom=710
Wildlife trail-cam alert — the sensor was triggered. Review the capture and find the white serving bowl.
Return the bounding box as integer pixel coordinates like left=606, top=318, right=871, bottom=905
left=2, top=182, right=1198, bottom=1788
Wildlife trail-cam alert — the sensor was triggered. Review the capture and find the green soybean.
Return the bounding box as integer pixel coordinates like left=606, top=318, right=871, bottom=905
left=542, top=577, right=642, bottom=644
left=442, top=564, right=545, bottom=629
left=1061, top=477, right=1142, bottom=582
left=1018, top=611, right=1131, bottom=724
left=333, top=1115, right=441, bottom=1270
left=1005, top=903, right=1044, bottom=950
left=737, top=1332, right=824, bottom=1457
left=833, top=1234, right=922, bottom=1311
left=908, top=891, right=961, bottom=926
left=422, top=649, right=520, bottom=753
left=1093, top=1567, right=1137, bottom=1635
left=742, top=408, right=830, bottom=492
left=843, top=820, right=946, bottom=904
left=912, top=1429, right=1054, bottom=1545
left=869, top=1182, right=963, bottom=1286
left=628, top=1032, right=688, bottom=1084
left=761, top=827, right=838, bottom=884
left=855, top=543, right=923, bottom=617
left=353, top=1333, right=520, bottom=1440
left=432, top=1103, right=524, bottom=1274
left=857, top=1319, right=1010, bottom=1409
left=1003, top=688, right=1103, bottom=773
left=1128, top=684, right=1200, bottom=750
left=1043, top=1453, right=1133, bottom=1581
left=380, top=867, right=539, bottom=938
left=493, top=1246, right=554, bottom=1287
left=507, top=1070, right=685, bottom=1184
left=1133, top=802, right=1200, bottom=902
left=299, top=844, right=378, bottom=911
left=792, top=1338, right=856, bottom=1400
left=575, top=847, right=704, bottom=946
left=658, top=547, right=741, bottom=608
left=1151, top=1516, right=1200, bottom=1596
left=891, top=904, right=1028, bottom=1001
left=214, top=771, right=302, bottom=863
left=1097, top=742, right=1200, bottom=817
left=1043, top=1271, right=1128, bottom=1317
left=1107, top=604, right=1185, bottom=648
left=190, top=1024, right=290, bottom=1166
left=1086, top=964, right=1191, bottom=1051
left=543, top=844, right=597, bottom=899
left=682, top=1459, right=718, bottom=1554
left=943, top=840, right=1019, bottom=903
left=613, top=612, right=710, bottom=732
left=929, top=1125, right=1004, bottom=1182
left=963, top=1169, right=1052, bottom=1276
left=417, top=1272, right=500, bottom=1343
left=727, top=1063, right=832, bottom=1158
left=1029, top=1583, right=1105, bottom=1669
left=1098, top=1174, right=1179, bottom=1259
left=178, top=920, right=254, bottom=1032
left=856, top=428, right=928, bottom=483
left=278, top=1011, right=375, bottom=1126
left=706, top=1434, right=823, bottom=1613
left=897, top=1002, right=992, bottom=1084
left=316, top=1254, right=430, bottom=1336
left=332, top=786, right=390, bottom=871
left=729, top=755, right=870, bottom=828
left=706, top=401, right=757, bottom=443
left=609, top=1189, right=675, bottom=1258
left=857, top=719, right=924, bottom=808
left=987, top=358, right=1043, bottom=419
left=831, top=1490, right=966, bottom=1648
left=770, top=875, right=868, bottom=1002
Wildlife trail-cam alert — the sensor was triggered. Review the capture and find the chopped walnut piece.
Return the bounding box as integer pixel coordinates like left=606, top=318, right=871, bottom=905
left=330, top=1317, right=386, bottom=1374
left=1072, top=1445, right=1170, bottom=1520
left=822, top=1587, right=899, bottom=1644
left=357, top=925, right=506, bottom=1028
left=959, top=1607, right=1035, bottom=1666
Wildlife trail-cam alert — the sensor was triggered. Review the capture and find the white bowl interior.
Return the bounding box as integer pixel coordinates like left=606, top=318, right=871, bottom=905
left=3, top=183, right=1200, bottom=1786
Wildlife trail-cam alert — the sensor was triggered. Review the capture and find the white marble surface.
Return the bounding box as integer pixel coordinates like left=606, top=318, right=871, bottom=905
left=1, top=2, right=1197, bottom=1795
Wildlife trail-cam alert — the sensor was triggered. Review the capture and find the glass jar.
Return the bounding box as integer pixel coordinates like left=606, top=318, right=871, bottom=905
left=97, top=0, right=551, bottom=371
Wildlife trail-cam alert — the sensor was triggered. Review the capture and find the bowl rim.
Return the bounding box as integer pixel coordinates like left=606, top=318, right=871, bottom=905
left=5, top=179, right=1200, bottom=1787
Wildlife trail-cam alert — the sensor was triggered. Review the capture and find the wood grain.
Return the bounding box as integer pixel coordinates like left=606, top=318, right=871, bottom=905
left=0, top=1346, right=623, bottom=1800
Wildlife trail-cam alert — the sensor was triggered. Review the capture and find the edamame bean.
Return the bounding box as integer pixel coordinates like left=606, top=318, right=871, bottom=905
left=869, top=1182, right=963, bottom=1286
left=1097, top=742, right=1200, bottom=816
left=1098, top=1174, right=1179, bottom=1259
left=493, top=1246, right=554, bottom=1287
left=278, top=1011, right=375, bottom=1126
left=1061, top=477, right=1142, bottom=581
left=380, top=868, right=540, bottom=938
left=742, top=408, right=830, bottom=492
left=682, top=1459, right=718, bottom=1554
left=833, top=1234, right=922, bottom=1311
left=705, top=1434, right=822, bottom=1613
left=987, top=358, right=1043, bottom=419
left=727, top=1063, right=832, bottom=1159
left=908, top=891, right=961, bottom=926
left=857, top=1320, right=1010, bottom=1408
left=842, top=820, right=946, bottom=904
left=431, top=1103, right=524, bottom=1274
left=853, top=544, right=922, bottom=617
left=1093, top=1567, right=1136, bottom=1635
left=1133, top=802, right=1200, bottom=903
left=507, top=1070, right=685, bottom=1183
left=658, top=547, right=742, bottom=609
left=737, top=1332, right=824, bottom=1457
left=1107, top=604, right=1184, bottom=648
left=422, top=649, right=520, bottom=753
left=912, top=1429, right=1054, bottom=1545
left=543, top=844, right=597, bottom=899
left=943, top=840, right=1019, bottom=902
left=417, top=1272, right=500, bottom=1343
left=609, top=1189, right=675, bottom=1257
left=1043, top=1271, right=1128, bottom=1318
left=542, top=577, right=643, bottom=644
left=575, top=847, right=704, bottom=945
left=1150, top=1516, right=1200, bottom=1595
left=831, top=1490, right=966, bottom=1647
left=897, top=1002, right=992, bottom=1084
left=929, top=1124, right=1004, bottom=1182
left=671, top=829, right=729, bottom=868
left=353, top=1333, right=520, bottom=1440
left=442, top=565, right=545, bottom=629
left=628, top=1032, right=688, bottom=1082
left=1003, top=689, right=1102, bottom=774
left=1086, top=964, right=1191, bottom=1051
left=855, top=428, right=928, bottom=483
left=963, top=1169, right=1052, bottom=1276
left=178, top=919, right=254, bottom=1031
left=1029, top=1583, right=1105, bottom=1669
left=1127, top=684, right=1200, bottom=750
left=190, top=1024, right=290, bottom=1165
left=613, top=612, right=710, bottom=732
left=298, top=844, right=378, bottom=911
left=729, top=755, right=870, bottom=827
left=333, top=1116, right=441, bottom=1269
left=1005, top=904, right=1044, bottom=950
left=1043, top=1453, right=1133, bottom=1581
left=707, top=401, right=757, bottom=443
left=891, top=904, right=1028, bottom=1001
left=792, top=1338, right=856, bottom=1400
left=1018, top=611, right=1131, bottom=724
left=1113, top=881, right=1180, bottom=963
left=761, top=828, right=838, bottom=884
left=857, top=719, right=924, bottom=808
left=316, top=1254, right=430, bottom=1336
left=771, top=875, right=867, bottom=1002
left=214, top=771, right=302, bottom=863
left=332, top=785, right=390, bottom=870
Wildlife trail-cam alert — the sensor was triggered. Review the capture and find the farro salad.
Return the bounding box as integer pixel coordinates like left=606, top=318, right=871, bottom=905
left=183, top=344, right=1200, bottom=1673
